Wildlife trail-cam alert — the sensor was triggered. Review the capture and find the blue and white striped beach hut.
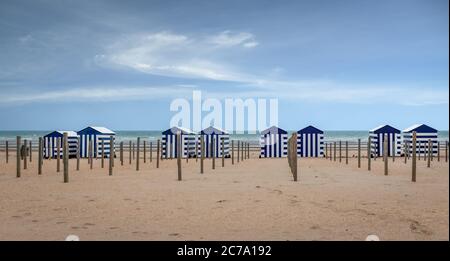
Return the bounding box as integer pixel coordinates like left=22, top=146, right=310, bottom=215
left=43, top=131, right=78, bottom=158
left=197, top=126, right=230, bottom=158
left=77, top=126, right=115, bottom=158
left=297, top=125, right=324, bottom=157
left=162, top=126, right=196, bottom=158
left=260, top=126, right=288, bottom=158
left=369, top=125, right=401, bottom=157
left=402, top=124, right=438, bottom=157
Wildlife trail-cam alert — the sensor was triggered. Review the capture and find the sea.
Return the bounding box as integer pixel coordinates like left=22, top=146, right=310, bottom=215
left=0, top=130, right=448, bottom=145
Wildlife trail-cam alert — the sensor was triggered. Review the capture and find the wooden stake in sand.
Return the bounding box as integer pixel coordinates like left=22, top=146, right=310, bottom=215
left=195, top=139, right=198, bottom=162
left=23, top=139, right=27, bottom=170
left=156, top=139, right=160, bottom=168
left=392, top=138, right=395, bottom=162
left=237, top=141, right=240, bottom=163
left=358, top=139, right=361, bottom=168
left=143, top=140, right=146, bottom=163
left=109, top=135, right=113, bottom=176
left=132, top=142, right=135, bottom=160
left=412, top=132, right=417, bottom=182
left=446, top=141, right=448, bottom=163
left=325, top=143, right=328, bottom=159
left=177, top=132, right=182, bottom=181
left=186, top=138, right=189, bottom=163
left=38, top=137, right=43, bottom=175
left=90, top=139, right=94, bottom=170
left=101, top=139, right=105, bottom=168
left=129, top=140, right=132, bottom=165
left=437, top=141, right=440, bottom=162
left=29, top=140, right=32, bottom=163
left=367, top=136, right=371, bottom=171
left=345, top=141, right=348, bottom=165
left=6, top=140, right=9, bottom=164
left=221, top=137, right=225, bottom=167
left=329, top=143, right=332, bottom=161
left=76, top=137, right=80, bottom=171
left=231, top=140, right=234, bottom=165
left=89, top=138, right=93, bottom=169
left=241, top=141, right=244, bottom=162
left=150, top=142, right=153, bottom=163
left=56, top=137, right=60, bottom=172
left=212, top=136, right=215, bottom=170
left=339, top=140, right=342, bottom=163
left=292, top=133, right=298, bottom=181
left=200, top=137, right=204, bottom=174
left=63, top=133, right=69, bottom=183
left=247, top=142, right=250, bottom=159
left=120, top=141, right=123, bottom=166
left=427, top=139, right=431, bottom=168
left=404, top=141, right=408, bottom=164
left=333, top=142, right=336, bottom=162
left=16, top=136, right=21, bottom=178
left=136, top=137, right=140, bottom=171
left=384, top=134, right=388, bottom=176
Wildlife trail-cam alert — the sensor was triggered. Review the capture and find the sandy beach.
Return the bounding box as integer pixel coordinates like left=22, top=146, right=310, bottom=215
left=0, top=149, right=448, bottom=241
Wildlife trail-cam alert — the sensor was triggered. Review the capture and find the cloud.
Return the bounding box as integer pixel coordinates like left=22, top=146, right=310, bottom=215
left=207, top=31, right=259, bottom=48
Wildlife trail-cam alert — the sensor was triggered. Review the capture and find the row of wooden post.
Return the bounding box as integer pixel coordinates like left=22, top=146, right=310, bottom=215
left=287, top=133, right=298, bottom=181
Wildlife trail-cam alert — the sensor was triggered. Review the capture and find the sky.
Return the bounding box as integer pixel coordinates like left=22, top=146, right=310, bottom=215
left=0, top=0, right=448, bottom=131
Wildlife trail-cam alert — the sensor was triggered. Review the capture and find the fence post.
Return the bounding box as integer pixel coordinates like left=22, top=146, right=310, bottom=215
left=358, top=139, right=361, bottom=168
left=247, top=142, right=250, bottom=159
left=333, top=142, right=336, bottom=162
left=241, top=141, right=244, bottom=162
left=412, top=132, right=417, bottom=182
left=392, top=138, right=395, bottom=162
left=339, top=140, right=342, bottom=163
left=38, top=137, right=43, bottom=175
left=29, top=140, right=32, bottom=163
left=120, top=141, right=123, bottom=166
left=109, top=135, right=113, bottom=176
left=345, top=141, right=348, bottom=164
left=16, top=136, right=21, bottom=177
left=427, top=139, right=431, bottom=168
left=143, top=140, right=146, bottom=163
left=186, top=137, right=189, bottom=163
left=329, top=143, right=332, bottom=161
left=195, top=139, right=198, bottom=162
left=212, top=136, right=215, bottom=170
left=136, top=137, right=140, bottom=171
left=404, top=141, right=407, bottom=164
left=63, top=133, right=69, bottom=183
left=368, top=136, right=371, bottom=171
left=129, top=140, right=132, bottom=165
left=221, top=137, right=225, bottom=167
left=150, top=141, right=153, bottom=163
left=6, top=140, right=9, bottom=164
left=437, top=141, right=440, bottom=162
left=231, top=140, right=234, bottom=165
left=237, top=141, right=240, bottom=163
left=384, top=134, right=388, bottom=176
left=23, top=139, right=27, bottom=170
left=89, top=138, right=93, bottom=170
left=156, top=139, right=160, bottom=168
left=56, top=138, right=60, bottom=172
left=177, top=132, right=182, bottom=181
left=293, top=133, right=298, bottom=181
left=200, top=137, right=204, bottom=174
left=101, top=139, right=105, bottom=168
left=76, top=137, right=80, bottom=171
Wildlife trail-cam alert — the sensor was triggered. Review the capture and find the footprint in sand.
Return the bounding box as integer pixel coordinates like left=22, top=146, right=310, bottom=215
left=31, top=220, right=39, bottom=223
left=409, top=220, right=433, bottom=235
left=169, top=233, right=180, bottom=237
left=56, top=221, right=66, bottom=225
left=310, top=225, right=320, bottom=230
left=84, top=223, right=95, bottom=226
left=272, top=189, right=283, bottom=195
left=71, top=226, right=79, bottom=229
left=109, top=227, right=119, bottom=230
left=216, top=200, right=227, bottom=203
left=11, top=215, right=22, bottom=218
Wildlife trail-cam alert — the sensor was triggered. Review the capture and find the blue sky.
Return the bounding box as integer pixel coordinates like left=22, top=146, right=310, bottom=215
left=0, top=0, right=448, bottom=131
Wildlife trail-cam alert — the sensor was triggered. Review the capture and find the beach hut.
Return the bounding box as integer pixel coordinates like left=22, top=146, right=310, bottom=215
left=77, top=126, right=116, bottom=158
left=198, top=126, right=230, bottom=158
left=369, top=125, right=401, bottom=157
left=162, top=126, right=196, bottom=158
left=297, top=125, right=324, bottom=157
left=402, top=124, right=438, bottom=157
left=259, top=126, right=288, bottom=158
left=43, top=131, right=78, bottom=158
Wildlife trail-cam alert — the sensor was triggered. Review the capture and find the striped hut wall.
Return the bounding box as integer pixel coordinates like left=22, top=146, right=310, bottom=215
left=79, top=134, right=94, bottom=158
left=163, top=134, right=195, bottom=158
left=403, top=132, right=438, bottom=157
left=44, top=136, right=78, bottom=158
left=369, top=132, right=401, bottom=157
left=197, top=134, right=230, bottom=158
left=96, top=135, right=115, bottom=158
left=296, top=133, right=324, bottom=157
left=260, top=133, right=287, bottom=158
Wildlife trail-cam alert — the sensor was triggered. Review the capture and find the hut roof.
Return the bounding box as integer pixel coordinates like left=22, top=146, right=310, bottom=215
left=200, top=126, right=229, bottom=135
left=162, top=126, right=195, bottom=135
left=260, top=126, right=287, bottom=135
left=77, top=126, right=115, bottom=135
left=297, top=125, right=323, bottom=134
left=403, top=124, right=437, bottom=133
left=44, top=131, right=78, bottom=137
left=369, top=124, right=400, bottom=134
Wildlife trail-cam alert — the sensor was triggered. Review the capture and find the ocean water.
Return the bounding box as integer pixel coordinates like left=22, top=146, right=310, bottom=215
left=0, top=130, right=448, bottom=145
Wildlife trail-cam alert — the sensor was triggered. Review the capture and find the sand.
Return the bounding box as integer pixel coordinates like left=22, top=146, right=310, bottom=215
left=0, top=150, right=448, bottom=241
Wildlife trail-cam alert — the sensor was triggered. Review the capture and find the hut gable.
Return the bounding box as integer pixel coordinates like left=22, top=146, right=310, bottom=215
left=403, top=124, right=437, bottom=133
left=297, top=125, right=323, bottom=134
left=370, top=125, right=400, bottom=134
left=261, top=126, right=287, bottom=135
left=200, top=126, right=229, bottom=135
left=44, top=131, right=78, bottom=137
left=77, top=126, right=115, bottom=135
left=162, top=126, right=195, bottom=135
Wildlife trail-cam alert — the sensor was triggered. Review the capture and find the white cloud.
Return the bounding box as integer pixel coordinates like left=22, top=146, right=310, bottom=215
left=207, top=31, right=259, bottom=48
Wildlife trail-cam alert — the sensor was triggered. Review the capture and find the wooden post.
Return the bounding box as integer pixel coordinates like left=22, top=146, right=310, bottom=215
left=29, top=140, right=32, bottom=162
left=384, top=134, right=388, bottom=176
left=177, top=132, right=182, bottom=181
left=237, top=141, right=240, bottom=163
left=143, top=140, right=146, bottom=163
left=325, top=143, right=328, bottom=159
left=89, top=138, right=93, bottom=170
left=132, top=142, right=135, bottom=160
left=200, top=137, right=204, bottom=174
left=212, top=136, right=215, bottom=170
left=195, top=139, right=198, bottom=162
left=156, top=139, right=160, bottom=168
left=368, top=136, right=371, bottom=171
left=329, top=143, right=332, bottom=161
left=247, top=142, right=250, bottom=159
left=16, top=136, right=21, bottom=177
left=345, top=141, right=348, bottom=164
left=423, top=141, right=427, bottom=162
left=186, top=137, right=189, bottom=163
left=412, top=132, right=417, bottom=182
left=109, top=136, right=113, bottom=176
left=292, top=133, right=298, bottom=181
left=339, top=141, right=342, bottom=163
left=101, top=139, right=105, bottom=168
left=136, top=137, right=140, bottom=171
left=446, top=141, right=448, bottom=163
left=150, top=142, right=153, bottom=163
left=62, top=133, right=68, bottom=183
left=38, top=137, right=43, bottom=175
left=357, top=139, right=361, bottom=168
left=418, top=142, right=421, bottom=161
left=427, top=139, right=431, bottom=168
left=392, top=138, right=395, bottom=162
left=76, top=137, right=80, bottom=171
left=404, top=141, right=408, bottom=164
left=23, top=139, right=27, bottom=170
left=437, top=141, right=440, bottom=162
left=221, top=137, right=225, bottom=167
left=129, top=140, right=132, bottom=165
left=56, top=138, right=60, bottom=172
left=231, top=140, right=234, bottom=165
left=120, top=141, right=124, bottom=166
left=333, top=142, right=336, bottom=162
left=6, top=140, right=9, bottom=164
left=241, top=141, right=244, bottom=162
